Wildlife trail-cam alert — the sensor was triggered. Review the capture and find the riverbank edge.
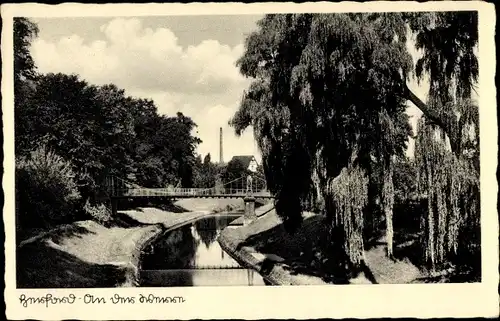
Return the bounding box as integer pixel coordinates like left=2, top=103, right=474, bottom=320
left=119, top=224, right=164, bottom=287
left=218, top=232, right=275, bottom=285
left=133, top=211, right=244, bottom=286
left=124, top=211, right=223, bottom=287
left=219, top=212, right=433, bottom=285
left=218, top=227, right=329, bottom=286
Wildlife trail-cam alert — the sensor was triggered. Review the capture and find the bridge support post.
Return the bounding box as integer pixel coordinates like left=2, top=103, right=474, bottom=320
left=111, top=198, right=118, bottom=217
left=243, top=196, right=256, bottom=225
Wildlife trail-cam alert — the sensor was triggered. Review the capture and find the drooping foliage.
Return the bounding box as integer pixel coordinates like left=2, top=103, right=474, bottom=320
left=326, top=165, right=369, bottom=266
left=231, top=13, right=413, bottom=266
left=415, top=117, right=479, bottom=271
left=408, top=11, right=479, bottom=154
left=231, top=11, right=480, bottom=276
left=410, top=12, right=480, bottom=272
left=414, top=100, right=479, bottom=272
left=411, top=12, right=478, bottom=104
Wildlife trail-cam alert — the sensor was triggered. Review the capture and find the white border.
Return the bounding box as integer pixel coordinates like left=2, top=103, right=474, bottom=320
left=2, top=2, right=498, bottom=319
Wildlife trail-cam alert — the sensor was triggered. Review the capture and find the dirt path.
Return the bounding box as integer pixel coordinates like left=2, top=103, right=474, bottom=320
left=119, top=207, right=211, bottom=226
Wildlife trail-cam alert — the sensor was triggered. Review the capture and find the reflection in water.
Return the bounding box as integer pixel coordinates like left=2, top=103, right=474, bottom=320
left=140, top=215, right=265, bottom=287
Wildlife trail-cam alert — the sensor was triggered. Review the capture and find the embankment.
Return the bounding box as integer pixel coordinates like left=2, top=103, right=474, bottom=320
left=219, top=209, right=423, bottom=285
left=218, top=210, right=347, bottom=285
left=17, top=198, right=244, bottom=288
left=17, top=220, right=163, bottom=288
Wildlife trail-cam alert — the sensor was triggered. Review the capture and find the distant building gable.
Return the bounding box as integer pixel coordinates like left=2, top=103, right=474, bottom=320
left=230, top=155, right=259, bottom=172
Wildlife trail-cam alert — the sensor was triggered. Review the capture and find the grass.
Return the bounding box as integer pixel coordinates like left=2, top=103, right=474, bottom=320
left=118, top=207, right=211, bottom=226
left=17, top=240, right=130, bottom=288
left=221, top=208, right=433, bottom=284
left=364, top=243, right=422, bottom=284
left=412, top=266, right=481, bottom=283
left=17, top=219, right=162, bottom=288
left=16, top=200, right=233, bottom=288
left=173, top=198, right=245, bottom=212
left=237, top=214, right=327, bottom=273
left=117, top=198, right=189, bottom=213
left=220, top=210, right=349, bottom=284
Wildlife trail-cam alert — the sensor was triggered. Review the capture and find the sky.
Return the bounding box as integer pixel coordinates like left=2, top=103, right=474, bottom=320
left=30, top=15, right=263, bottom=162
left=29, top=15, right=429, bottom=162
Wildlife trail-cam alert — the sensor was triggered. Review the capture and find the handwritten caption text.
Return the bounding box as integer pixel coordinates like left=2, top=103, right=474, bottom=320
left=19, top=293, right=186, bottom=308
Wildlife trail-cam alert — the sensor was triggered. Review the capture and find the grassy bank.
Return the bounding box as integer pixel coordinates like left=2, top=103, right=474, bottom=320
left=219, top=209, right=429, bottom=285
left=17, top=219, right=161, bottom=288
left=219, top=210, right=371, bottom=285
left=17, top=198, right=245, bottom=288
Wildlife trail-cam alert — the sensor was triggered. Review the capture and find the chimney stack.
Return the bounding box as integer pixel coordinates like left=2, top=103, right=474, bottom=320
left=219, top=127, right=223, bottom=164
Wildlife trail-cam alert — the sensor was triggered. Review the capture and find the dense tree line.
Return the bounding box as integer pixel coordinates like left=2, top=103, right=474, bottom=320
left=231, top=12, right=479, bottom=280
left=14, top=18, right=201, bottom=230
left=16, top=73, right=201, bottom=192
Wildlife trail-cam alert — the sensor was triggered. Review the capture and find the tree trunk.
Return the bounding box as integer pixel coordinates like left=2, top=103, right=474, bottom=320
left=383, top=155, right=395, bottom=259
left=386, top=212, right=394, bottom=258
left=426, top=164, right=436, bottom=270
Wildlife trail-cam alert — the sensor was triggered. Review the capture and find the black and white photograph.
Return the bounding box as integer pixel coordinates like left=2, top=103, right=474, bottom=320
left=2, top=1, right=498, bottom=319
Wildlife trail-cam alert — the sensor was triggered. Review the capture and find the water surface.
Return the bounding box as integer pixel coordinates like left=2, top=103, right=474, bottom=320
left=140, top=214, right=265, bottom=286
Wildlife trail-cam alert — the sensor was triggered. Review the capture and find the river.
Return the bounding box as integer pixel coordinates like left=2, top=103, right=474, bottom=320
left=139, top=214, right=266, bottom=286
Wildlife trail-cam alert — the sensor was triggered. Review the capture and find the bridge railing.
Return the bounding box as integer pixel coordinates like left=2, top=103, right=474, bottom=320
left=116, top=187, right=271, bottom=197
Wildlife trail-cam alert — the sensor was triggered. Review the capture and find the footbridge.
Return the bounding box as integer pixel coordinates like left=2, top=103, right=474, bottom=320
left=101, top=173, right=272, bottom=224
left=104, top=174, right=274, bottom=200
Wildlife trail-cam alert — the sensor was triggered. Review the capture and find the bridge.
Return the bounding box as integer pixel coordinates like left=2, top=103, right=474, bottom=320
left=116, top=187, right=272, bottom=199
left=99, top=173, right=273, bottom=224
left=103, top=173, right=274, bottom=200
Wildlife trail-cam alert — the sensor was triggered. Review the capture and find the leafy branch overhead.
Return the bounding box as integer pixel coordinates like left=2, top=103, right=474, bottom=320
left=233, top=13, right=478, bottom=154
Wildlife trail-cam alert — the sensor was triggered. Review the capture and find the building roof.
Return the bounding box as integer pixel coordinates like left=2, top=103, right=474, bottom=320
left=229, top=155, right=258, bottom=169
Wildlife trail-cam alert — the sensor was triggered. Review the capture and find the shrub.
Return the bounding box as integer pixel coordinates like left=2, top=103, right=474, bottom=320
left=83, top=200, right=112, bottom=226
left=15, top=146, right=81, bottom=229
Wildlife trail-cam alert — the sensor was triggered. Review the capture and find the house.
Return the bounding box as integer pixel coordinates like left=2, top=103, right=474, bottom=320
left=229, top=155, right=259, bottom=173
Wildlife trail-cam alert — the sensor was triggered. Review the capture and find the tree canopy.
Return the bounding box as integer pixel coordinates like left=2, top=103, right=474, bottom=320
left=14, top=18, right=203, bottom=207
left=14, top=17, right=38, bottom=83
left=231, top=12, right=479, bottom=274
left=232, top=13, right=413, bottom=229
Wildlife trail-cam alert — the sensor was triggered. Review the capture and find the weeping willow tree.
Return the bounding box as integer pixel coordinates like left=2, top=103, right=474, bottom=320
left=415, top=114, right=479, bottom=271
left=412, top=12, right=480, bottom=273
left=326, top=163, right=369, bottom=265
left=231, top=11, right=479, bottom=279
left=231, top=13, right=412, bottom=275
left=415, top=101, right=479, bottom=271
